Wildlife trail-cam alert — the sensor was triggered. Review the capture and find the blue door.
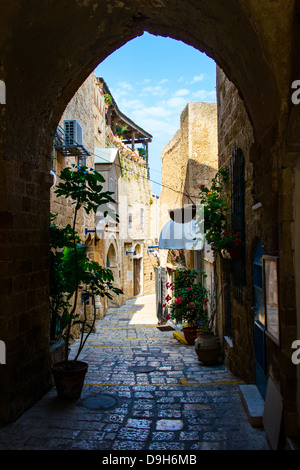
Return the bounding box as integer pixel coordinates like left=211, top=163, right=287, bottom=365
left=253, top=240, right=267, bottom=399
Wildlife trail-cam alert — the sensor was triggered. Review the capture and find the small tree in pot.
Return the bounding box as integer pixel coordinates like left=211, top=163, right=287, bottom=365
left=50, top=165, right=123, bottom=399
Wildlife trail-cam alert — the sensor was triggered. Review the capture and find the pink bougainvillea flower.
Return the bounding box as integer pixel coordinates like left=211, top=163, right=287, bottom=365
left=162, top=303, right=166, bottom=308
left=165, top=294, right=171, bottom=302
left=165, top=314, right=170, bottom=321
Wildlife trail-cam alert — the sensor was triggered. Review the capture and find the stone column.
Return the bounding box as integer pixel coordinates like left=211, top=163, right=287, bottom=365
left=0, top=139, right=52, bottom=421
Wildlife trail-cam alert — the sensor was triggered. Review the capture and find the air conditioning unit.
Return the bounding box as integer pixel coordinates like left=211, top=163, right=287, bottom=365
left=64, top=120, right=83, bottom=146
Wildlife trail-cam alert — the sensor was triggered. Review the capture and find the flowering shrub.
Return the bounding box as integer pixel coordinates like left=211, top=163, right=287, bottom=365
left=198, top=166, right=243, bottom=251
left=213, top=229, right=242, bottom=250
left=163, top=268, right=210, bottom=330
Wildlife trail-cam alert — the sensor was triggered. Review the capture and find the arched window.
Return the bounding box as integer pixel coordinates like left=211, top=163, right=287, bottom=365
left=231, top=143, right=245, bottom=303
left=106, top=243, right=117, bottom=268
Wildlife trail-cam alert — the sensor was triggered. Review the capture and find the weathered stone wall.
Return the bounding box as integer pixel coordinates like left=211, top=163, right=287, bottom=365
left=160, top=102, right=218, bottom=271
left=0, top=156, right=52, bottom=422
left=119, top=156, right=157, bottom=299
left=93, top=143, right=158, bottom=306
left=51, top=73, right=100, bottom=239
left=216, top=66, right=255, bottom=384
left=217, top=66, right=300, bottom=436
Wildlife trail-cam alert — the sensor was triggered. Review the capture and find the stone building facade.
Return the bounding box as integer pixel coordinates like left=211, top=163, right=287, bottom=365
left=93, top=148, right=159, bottom=310
left=159, top=101, right=218, bottom=317
left=50, top=71, right=159, bottom=330
left=51, top=73, right=99, bottom=241
left=216, top=66, right=298, bottom=442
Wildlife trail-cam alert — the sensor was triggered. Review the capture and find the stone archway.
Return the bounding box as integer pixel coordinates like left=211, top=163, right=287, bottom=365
left=0, top=0, right=298, bottom=422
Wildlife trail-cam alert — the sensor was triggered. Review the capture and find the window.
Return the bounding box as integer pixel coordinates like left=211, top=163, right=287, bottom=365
left=77, top=155, right=86, bottom=167
left=128, top=212, right=133, bottom=229
left=231, top=143, right=246, bottom=303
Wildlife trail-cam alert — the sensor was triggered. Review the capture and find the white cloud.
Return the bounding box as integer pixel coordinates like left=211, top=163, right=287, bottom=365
left=118, top=81, right=133, bottom=90
left=174, top=88, right=190, bottom=97
left=132, top=105, right=173, bottom=119
left=192, top=89, right=216, bottom=101
left=165, top=96, right=188, bottom=108
left=135, top=116, right=178, bottom=138
left=136, top=78, right=151, bottom=85
left=158, top=78, right=169, bottom=84
left=142, top=85, right=168, bottom=96
left=190, top=74, right=206, bottom=84
left=118, top=98, right=144, bottom=110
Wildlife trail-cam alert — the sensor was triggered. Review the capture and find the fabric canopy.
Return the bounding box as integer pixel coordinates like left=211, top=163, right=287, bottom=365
left=158, top=218, right=204, bottom=251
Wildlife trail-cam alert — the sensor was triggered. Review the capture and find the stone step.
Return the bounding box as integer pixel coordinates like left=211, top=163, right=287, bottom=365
left=239, top=384, right=265, bottom=428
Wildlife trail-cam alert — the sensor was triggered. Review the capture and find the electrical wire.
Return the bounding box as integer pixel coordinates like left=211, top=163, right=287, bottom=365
left=77, top=146, right=202, bottom=205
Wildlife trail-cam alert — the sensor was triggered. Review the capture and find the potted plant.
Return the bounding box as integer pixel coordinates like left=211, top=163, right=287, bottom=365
left=104, top=93, right=112, bottom=112
left=116, top=123, right=128, bottom=140
left=217, top=230, right=242, bottom=259
left=50, top=165, right=123, bottom=399
left=49, top=212, right=76, bottom=342
left=162, top=268, right=210, bottom=344
left=198, top=166, right=243, bottom=258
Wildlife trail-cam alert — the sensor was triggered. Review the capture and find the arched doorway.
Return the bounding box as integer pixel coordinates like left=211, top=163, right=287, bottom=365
left=106, top=243, right=119, bottom=307
left=106, top=243, right=117, bottom=271
left=133, top=244, right=143, bottom=297
left=0, top=1, right=297, bottom=423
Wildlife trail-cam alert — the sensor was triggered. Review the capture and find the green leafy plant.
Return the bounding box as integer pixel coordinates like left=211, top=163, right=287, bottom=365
left=104, top=93, right=112, bottom=106
left=163, top=268, right=211, bottom=330
left=137, top=147, right=147, bottom=160
left=116, top=124, right=128, bottom=139
left=51, top=165, right=123, bottom=368
left=198, top=166, right=242, bottom=251
left=49, top=213, right=77, bottom=341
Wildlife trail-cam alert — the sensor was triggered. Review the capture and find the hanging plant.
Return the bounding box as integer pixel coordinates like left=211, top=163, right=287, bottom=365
left=104, top=93, right=112, bottom=106
left=197, top=166, right=242, bottom=253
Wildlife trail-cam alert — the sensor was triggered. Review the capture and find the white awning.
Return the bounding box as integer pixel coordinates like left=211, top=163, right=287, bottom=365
left=158, top=218, right=204, bottom=251
left=94, top=147, right=119, bottom=164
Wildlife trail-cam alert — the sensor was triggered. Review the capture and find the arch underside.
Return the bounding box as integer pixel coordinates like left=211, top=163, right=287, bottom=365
left=0, top=0, right=291, bottom=166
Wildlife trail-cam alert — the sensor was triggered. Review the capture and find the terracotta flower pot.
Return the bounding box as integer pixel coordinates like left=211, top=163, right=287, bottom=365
left=182, top=326, right=199, bottom=345
left=51, top=360, right=88, bottom=399
left=226, top=245, right=241, bottom=259
left=195, top=332, right=221, bottom=365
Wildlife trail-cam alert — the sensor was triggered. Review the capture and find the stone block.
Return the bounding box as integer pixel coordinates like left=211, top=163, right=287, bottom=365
left=239, top=384, right=265, bottom=428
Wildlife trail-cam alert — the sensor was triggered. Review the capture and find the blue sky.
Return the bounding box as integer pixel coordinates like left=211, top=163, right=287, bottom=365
left=94, top=32, right=216, bottom=196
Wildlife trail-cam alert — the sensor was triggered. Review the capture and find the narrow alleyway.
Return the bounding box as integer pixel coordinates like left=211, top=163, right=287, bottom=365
left=0, top=294, right=270, bottom=451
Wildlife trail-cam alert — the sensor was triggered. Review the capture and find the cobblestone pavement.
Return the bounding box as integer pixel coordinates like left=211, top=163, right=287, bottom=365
left=0, top=294, right=270, bottom=451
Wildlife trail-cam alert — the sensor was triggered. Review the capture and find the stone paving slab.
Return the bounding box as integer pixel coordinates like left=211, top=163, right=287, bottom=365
left=0, top=294, right=271, bottom=451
